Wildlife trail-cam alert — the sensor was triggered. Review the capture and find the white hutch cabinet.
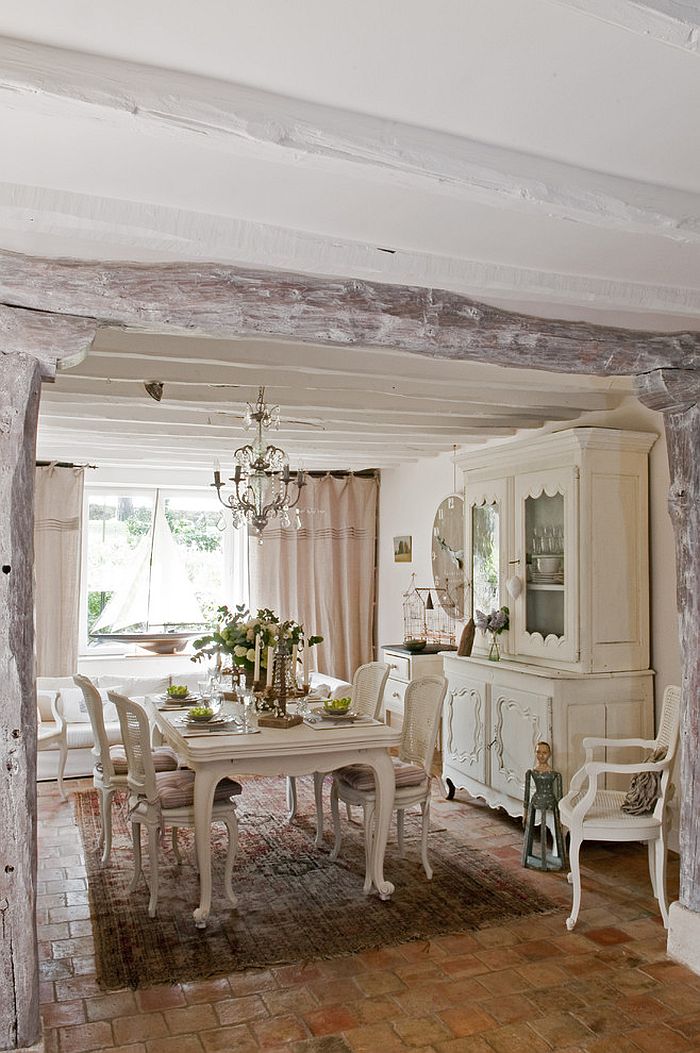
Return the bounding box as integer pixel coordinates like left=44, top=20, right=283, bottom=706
left=442, top=428, right=657, bottom=815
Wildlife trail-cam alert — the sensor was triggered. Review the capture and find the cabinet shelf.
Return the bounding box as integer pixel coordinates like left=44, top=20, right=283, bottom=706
left=527, top=583, right=565, bottom=592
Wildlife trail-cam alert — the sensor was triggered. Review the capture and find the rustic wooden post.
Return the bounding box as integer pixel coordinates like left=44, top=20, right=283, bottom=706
left=0, top=309, right=95, bottom=1053
left=636, top=370, right=700, bottom=972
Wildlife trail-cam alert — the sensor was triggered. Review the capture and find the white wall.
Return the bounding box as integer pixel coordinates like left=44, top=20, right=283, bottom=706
left=378, top=449, right=458, bottom=648
left=377, top=398, right=682, bottom=711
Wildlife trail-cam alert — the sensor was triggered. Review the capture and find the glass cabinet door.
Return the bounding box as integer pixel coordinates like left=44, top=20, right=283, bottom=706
left=466, top=480, right=507, bottom=656
left=513, top=467, right=578, bottom=662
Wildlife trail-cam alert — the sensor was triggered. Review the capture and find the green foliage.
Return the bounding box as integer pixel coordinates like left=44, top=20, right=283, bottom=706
left=87, top=590, right=112, bottom=632
left=124, top=504, right=221, bottom=552
left=191, top=605, right=323, bottom=673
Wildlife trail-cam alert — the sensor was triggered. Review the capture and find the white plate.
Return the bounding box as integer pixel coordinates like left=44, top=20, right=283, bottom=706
left=159, top=692, right=202, bottom=705
left=312, top=706, right=358, bottom=721
left=177, top=714, right=238, bottom=729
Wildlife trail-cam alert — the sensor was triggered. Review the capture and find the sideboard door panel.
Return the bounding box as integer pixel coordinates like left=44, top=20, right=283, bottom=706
left=443, top=676, right=488, bottom=786
left=489, top=684, right=552, bottom=801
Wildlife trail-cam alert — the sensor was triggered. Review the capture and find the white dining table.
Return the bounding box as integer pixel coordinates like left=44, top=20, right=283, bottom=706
left=145, top=698, right=402, bottom=927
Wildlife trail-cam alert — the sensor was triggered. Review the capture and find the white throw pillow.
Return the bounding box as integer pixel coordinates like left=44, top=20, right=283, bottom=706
left=58, top=687, right=91, bottom=723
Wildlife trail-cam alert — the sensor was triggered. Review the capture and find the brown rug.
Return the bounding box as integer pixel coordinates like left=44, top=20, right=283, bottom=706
left=73, top=779, right=555, bottom=990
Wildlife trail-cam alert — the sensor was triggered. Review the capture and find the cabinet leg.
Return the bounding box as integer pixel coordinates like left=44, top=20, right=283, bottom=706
left=445, top=778, right=455, bottom=801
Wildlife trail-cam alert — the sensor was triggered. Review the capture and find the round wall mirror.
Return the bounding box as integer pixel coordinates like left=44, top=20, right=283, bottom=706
left=431, top=494, right=465, bottom=618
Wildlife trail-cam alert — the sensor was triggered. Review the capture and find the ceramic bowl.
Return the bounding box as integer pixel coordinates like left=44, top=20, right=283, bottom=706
left=534, top=555, right=562, bottom=574
left=403, top=638, right=427, bottom=653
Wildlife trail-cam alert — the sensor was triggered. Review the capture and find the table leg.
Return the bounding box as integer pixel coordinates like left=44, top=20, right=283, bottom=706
left=364, top=750, right=395, bottom=900
left=313, top=771, right=326, bottom=845
left=286, top=776, right=298, bottom=821
left=192, top=768, right=220, bottom=929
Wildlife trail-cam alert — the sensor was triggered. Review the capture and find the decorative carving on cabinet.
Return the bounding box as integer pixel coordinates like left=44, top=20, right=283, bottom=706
left=446, top=686, right=484, bottom=767
left=492, top=694, right=549, bottom=786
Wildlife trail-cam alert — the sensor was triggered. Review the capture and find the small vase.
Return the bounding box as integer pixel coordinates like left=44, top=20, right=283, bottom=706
left=488, top=635, right=500, bottom=662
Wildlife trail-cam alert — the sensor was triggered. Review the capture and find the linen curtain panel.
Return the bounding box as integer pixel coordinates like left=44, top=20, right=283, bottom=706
left=34, top=465, right=84, bottom=676
left=249, top=474, right=378, bottom=682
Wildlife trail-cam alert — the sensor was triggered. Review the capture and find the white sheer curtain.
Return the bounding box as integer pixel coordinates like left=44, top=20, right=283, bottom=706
left=249, top=474, right=378, bottom=682
left=34, top=465, right=84, bottom=676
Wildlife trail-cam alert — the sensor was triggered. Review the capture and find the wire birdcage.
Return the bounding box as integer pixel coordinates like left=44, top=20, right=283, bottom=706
left=402, top=574, right=457, bottom=647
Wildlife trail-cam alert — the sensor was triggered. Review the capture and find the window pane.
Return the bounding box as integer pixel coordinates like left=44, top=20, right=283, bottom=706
left=161, top=491, right=225, bottom=618
left=86, top=491, right=155, bottom=636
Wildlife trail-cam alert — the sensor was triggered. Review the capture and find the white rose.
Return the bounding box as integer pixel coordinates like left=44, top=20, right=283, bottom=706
left=246, top=648, right=256, bottom=662
left=233, top=645, right=247, bottom=657
left=246, top=629, right=254, bottom=641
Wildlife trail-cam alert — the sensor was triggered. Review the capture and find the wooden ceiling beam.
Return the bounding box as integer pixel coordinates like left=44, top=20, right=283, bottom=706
left=3, top=250, right=698, bottom=377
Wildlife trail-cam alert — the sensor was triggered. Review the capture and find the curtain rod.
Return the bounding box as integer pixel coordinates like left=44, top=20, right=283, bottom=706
left=36, top=461, right=97, bottom=469
left=306, top=469, right=379, bottom=478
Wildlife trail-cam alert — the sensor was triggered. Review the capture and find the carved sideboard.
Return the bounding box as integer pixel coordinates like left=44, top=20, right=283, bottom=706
left=442, top=428, right=656, bottom=812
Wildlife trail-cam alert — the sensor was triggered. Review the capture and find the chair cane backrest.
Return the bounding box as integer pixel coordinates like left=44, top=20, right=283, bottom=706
left=109, top=693, right=158, bottom=804
left=400, top=675, right=448, bottom=771
left=653, top=685, right=682, bottom=820
left=656, top=685, right=681, bottom=761
left=351, top=662, right=391, bottom=719
left=74, top=674, right=115, bottom=781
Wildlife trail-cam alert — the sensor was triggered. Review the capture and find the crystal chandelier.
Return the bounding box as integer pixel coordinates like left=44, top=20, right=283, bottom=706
left=213, top=387, right=306, bottom=539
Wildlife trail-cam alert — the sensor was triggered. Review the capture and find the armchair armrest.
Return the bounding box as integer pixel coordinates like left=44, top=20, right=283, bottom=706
left=585, top=759, right=669, bottom=777
left=51, top=694, right=67, bottom=734
left=582, top=736, right=655, bottom=750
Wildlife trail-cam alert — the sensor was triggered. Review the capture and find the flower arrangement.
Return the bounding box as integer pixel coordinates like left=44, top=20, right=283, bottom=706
left=474, top=605, right=509, bottom=661
left=190, top=604, right=322, bottom=678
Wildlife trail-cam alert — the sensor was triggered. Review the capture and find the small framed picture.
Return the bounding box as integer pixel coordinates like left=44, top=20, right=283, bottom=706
left=393, top=535, right=412, bottom=563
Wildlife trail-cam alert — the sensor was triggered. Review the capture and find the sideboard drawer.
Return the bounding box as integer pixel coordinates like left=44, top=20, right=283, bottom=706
left=384, top=677, right=407, bottom=719
left=382, top=651, right=411, bottom=682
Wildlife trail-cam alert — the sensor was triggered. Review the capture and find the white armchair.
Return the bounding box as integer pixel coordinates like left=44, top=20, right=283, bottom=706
left=37, top=693, right=68, bottom=800
left=559, top=684, right=681, bottom=931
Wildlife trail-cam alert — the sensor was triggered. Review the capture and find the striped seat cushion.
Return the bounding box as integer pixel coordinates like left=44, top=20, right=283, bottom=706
left=108, top=746, right=179, bottom=775
left=336, top=759, right=427, bottom=792
left=155, top=770, right=242, bottom=809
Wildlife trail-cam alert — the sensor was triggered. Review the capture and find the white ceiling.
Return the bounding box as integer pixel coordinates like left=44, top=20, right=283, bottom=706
left=2, top=0, right=698, bottom=469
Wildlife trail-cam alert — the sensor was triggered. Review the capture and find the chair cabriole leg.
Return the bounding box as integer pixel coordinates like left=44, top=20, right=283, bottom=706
left=329, top=780, right=342, bottom=860
left=420, top=798, right=432, bottom=880
left=147, top=823, right=160, bottom=917
left=566, top=835, right=582, bottom=930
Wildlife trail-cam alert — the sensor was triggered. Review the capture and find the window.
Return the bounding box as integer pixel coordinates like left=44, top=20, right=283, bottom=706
left=80, top=486, right=248, bottom=653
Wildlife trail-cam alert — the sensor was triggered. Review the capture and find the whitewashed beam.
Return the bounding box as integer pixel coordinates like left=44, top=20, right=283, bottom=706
left=35, top=400, right=555, bottom=433
left=0, top=304, right=96, bottom=379
left=44, top=378, right=619, bottom=414
left=2, top=35, right=700, bottom=244
left=70, top=352, right=618, bottom=413
left=2, top=251, right=699, bottom=376
left=0, top=355, right=42, bottom=1052
left=48, top=378, right=567, bottom=425
left=3, top=184, right=698, bottom=322
left=549, top=0, right=700, bottom=52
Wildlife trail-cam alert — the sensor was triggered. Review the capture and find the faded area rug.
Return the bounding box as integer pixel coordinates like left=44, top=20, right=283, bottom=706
left=73, top=778, right=555, bottom=990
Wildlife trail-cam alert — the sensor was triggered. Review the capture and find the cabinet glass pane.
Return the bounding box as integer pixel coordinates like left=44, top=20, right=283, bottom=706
left=472, top=502, right=499, bottom=616
left=525, top=492, right=564, bottom=638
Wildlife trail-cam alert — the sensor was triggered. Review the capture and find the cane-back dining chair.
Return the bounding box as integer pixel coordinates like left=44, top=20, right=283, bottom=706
left=74, top=674, right=179, bottom=864
left=559, top=684, right=681, bottom=930
left=109, top=691, right=242, bottom=918
left=330, top=674, right=448, bottom=892
left=286, top=661, right=391, bottom=823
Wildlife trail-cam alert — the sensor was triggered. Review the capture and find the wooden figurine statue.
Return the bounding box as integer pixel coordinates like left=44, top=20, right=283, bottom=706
left=522, top=741, right=567, bottom=871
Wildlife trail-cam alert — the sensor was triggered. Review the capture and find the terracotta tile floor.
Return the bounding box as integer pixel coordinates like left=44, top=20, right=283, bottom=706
left=37, top=778, right=700, bottom=1052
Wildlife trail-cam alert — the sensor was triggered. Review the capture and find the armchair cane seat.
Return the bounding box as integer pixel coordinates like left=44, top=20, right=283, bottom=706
left=559, top=789, right=662, bottom=831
